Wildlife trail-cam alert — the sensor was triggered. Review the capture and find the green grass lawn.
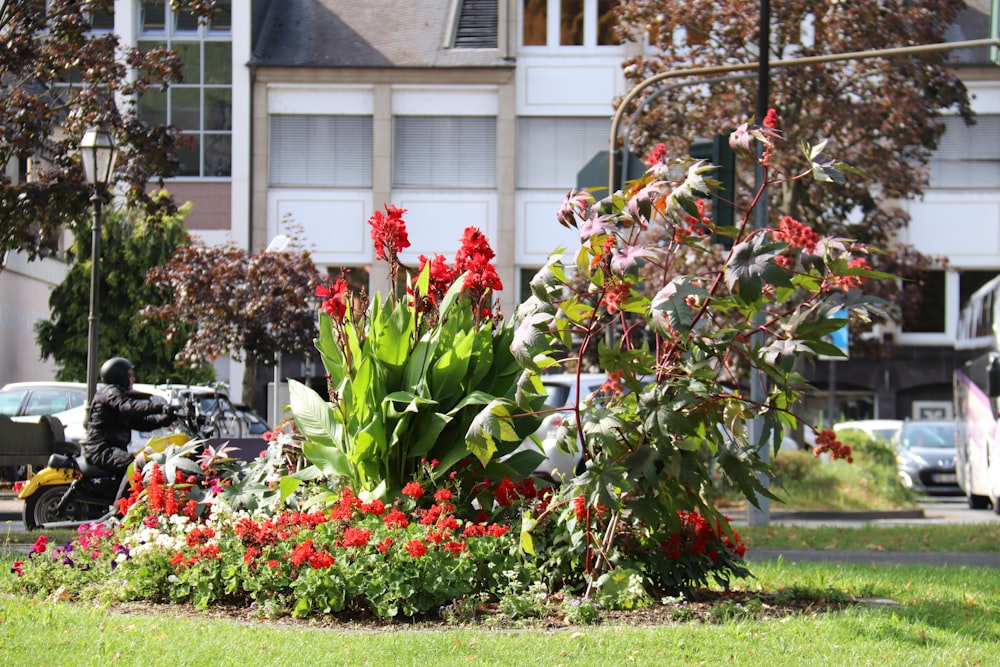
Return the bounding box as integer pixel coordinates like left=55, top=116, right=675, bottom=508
left=2, top=558, right=998, bottom=666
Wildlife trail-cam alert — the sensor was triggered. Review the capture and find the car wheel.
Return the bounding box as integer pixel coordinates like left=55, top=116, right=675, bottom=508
left=22, top=484, right=71, bottom=530
left=968, top=493, right=991, bottom=510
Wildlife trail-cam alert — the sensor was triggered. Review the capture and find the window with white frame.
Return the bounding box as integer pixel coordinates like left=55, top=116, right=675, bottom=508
left=929, top=115, right=1000, bottom=189
left=269, top=115, right=373, bottom=188
left=521, top=0, right=621, bottom=47
left=392, top=116, right=497, bottom=189
left=516, top=117, right=610, bottom=188
left=137, top=0, right=232, bottom=178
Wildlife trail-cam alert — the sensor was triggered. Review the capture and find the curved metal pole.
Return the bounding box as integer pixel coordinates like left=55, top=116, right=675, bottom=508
left=620, top=72, right=756, bottom=187
left=608, top=37, right=1000, bottom=193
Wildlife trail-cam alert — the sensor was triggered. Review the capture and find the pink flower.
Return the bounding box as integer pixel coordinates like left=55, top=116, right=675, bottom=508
left=31, top=535, right=48, bottom=554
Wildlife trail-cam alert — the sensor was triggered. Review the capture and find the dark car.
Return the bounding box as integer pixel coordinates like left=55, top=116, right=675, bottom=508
left=893, top=420, right=962, bottom=496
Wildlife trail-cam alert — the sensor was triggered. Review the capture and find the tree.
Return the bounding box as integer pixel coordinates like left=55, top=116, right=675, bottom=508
left=143, top=233, right=323, bottom=405
left=0, top=0, right=219, bottom=267
left=614, top=0, right=973, bottom=337
left=34, top=192, right=214, bottom=385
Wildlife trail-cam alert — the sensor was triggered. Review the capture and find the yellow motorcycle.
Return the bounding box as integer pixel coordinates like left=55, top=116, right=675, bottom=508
left=14, top=396, right=216, bottom=530
left=15, top=430, right=190, bottom=530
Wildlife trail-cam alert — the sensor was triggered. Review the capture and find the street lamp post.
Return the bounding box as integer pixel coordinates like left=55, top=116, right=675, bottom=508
left=80, top=126, right=117, bottom=409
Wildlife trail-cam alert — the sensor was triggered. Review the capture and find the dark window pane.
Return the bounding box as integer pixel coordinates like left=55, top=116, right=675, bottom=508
left=203, top=42, right=232, bottom=84
left=210, top=0, right=232, bottom=31
left=560, top=0, right=583, bottom=45
left=205, top=88, right=231, bottom=130
left=171, top=87, right=201, bottom=129
left=141, top=0, right=166, bottom=32
left=597, top=0, right=619, bottom=45
left=523, top=0, right=546, bottom=45
left=139, top=88, right=168, bottom=126
left=91, top=8, right=114, bottom=31
left=902, top=270, right=945, bottom=333
left=176, top=8, right=201, bottom=32
left=173, top=42, right=202, bottom=84
left=204, top=134, right=231, bottom=176
left=177, top=135, right=201, bottom=176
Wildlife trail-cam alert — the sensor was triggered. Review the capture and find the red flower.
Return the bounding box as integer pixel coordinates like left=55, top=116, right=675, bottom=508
left=486, top=523, right=509, bottom=538
left=341, top=527, right=372, bottom=548
left=773, top=216, right=819, bottom=254
left=308, top=551, right=335, bottom=569
left=383, top=509, right=409, bottom=529
left=291, top=539, right=317, bottom=567
left=493, top=477, right=519, bottom=506
left=444, top=541, right=466, bottom=555
left=402, top=481, right=424, bottom=499
left=404, top=539, right=427, bottom=557
left=360, top=499, right=386, bottom=516
left=645, top=142, right=668, bottom=166
left=369, top=204, right=410, bottom=262
left=317, top=279, right=350, bottom=322
left=572, top=494, right=588, bottom=522
left=763, top=108, right=780, bottom=129
left=434, top=488, right=453, bottom=503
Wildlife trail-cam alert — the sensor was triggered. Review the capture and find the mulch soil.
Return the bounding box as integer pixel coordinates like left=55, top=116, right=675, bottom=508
left=108, top=589, right=859, bottom=632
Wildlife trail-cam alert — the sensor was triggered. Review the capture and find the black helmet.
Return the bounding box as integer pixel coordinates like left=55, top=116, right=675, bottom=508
left=100, top=357, right=133, bottom=386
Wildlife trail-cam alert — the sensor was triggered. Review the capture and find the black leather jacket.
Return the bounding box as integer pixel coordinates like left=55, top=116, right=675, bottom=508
left=82, top=383, right=173, bottom=460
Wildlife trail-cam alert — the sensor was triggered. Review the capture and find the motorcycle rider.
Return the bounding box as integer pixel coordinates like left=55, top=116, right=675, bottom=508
left=83, top=357, right=175, bottom=476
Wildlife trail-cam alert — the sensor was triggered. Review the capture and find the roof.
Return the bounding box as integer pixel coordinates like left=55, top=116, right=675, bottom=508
left=252, top=0, right=511, bottom=69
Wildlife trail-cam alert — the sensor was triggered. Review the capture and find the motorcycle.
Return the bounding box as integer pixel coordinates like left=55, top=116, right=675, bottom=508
left=15, top=396, right=211, bottom=530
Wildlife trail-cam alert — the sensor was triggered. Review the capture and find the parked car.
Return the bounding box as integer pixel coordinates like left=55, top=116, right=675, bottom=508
left=833, top=419, right=903, bottom=441
left=893, top=420, right=962, bottom=496
left=0, top=381, right=87, bottom=419
left=1, top=382, right=87, bottom=481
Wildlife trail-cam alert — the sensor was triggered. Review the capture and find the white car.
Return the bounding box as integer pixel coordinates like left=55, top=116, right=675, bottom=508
left=833, top=419, right=903, bottom=442
left=520, top=373, right=627, bottom=482
left=53, top=383, right=256, bottom=452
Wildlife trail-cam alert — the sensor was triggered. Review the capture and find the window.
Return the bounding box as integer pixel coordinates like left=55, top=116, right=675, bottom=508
left=522, top=0, right=620, bottom=47
left=517, top=117, right=610, bottom=188
left=902, top=270, right=945, bottom=333
left=138, top=0, right=232, bottom=178
left=929, top=115, right=1000, bottom=189
left=393, top=117, right=496, bottom=188
left=269, top=116, right=373, bottom=188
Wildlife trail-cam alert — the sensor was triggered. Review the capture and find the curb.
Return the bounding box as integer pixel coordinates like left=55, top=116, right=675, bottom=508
left=728, top=508, right=926, bottom=523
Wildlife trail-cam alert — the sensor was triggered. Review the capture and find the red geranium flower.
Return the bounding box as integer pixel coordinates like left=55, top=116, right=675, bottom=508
left=402, top=481, right=424, bottom=499
left=405, top=539, right=427, bottom=558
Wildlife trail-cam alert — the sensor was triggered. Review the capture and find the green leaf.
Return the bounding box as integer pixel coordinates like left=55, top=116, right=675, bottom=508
left=278, top=476, right=302, bottom=502
left=302, top=439, right=352, bottom=478
left=289, top=379, right=338, bottom=447
left=520, top=512, right=537, bottom=555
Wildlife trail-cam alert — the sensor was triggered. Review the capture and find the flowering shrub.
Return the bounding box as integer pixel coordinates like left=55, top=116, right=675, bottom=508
left=291, top=206, right=549, bottom=501
left=501, top=110, right=888, bottom=597
left=6, top=483, right=531, bottom=620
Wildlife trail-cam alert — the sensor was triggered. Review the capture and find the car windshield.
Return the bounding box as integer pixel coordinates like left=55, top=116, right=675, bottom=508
left=0, top=389, right=27, bottom=416
left=900, top=423, right=955, bottom=449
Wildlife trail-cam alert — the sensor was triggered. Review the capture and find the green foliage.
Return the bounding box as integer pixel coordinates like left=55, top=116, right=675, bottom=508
left=0, top=0, right=222, bottom=261
left=33, top=196, right=214, bottom=384
left=507, top=124, right=891, bottom=598
left=295, top=248, right=548, bottom=500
